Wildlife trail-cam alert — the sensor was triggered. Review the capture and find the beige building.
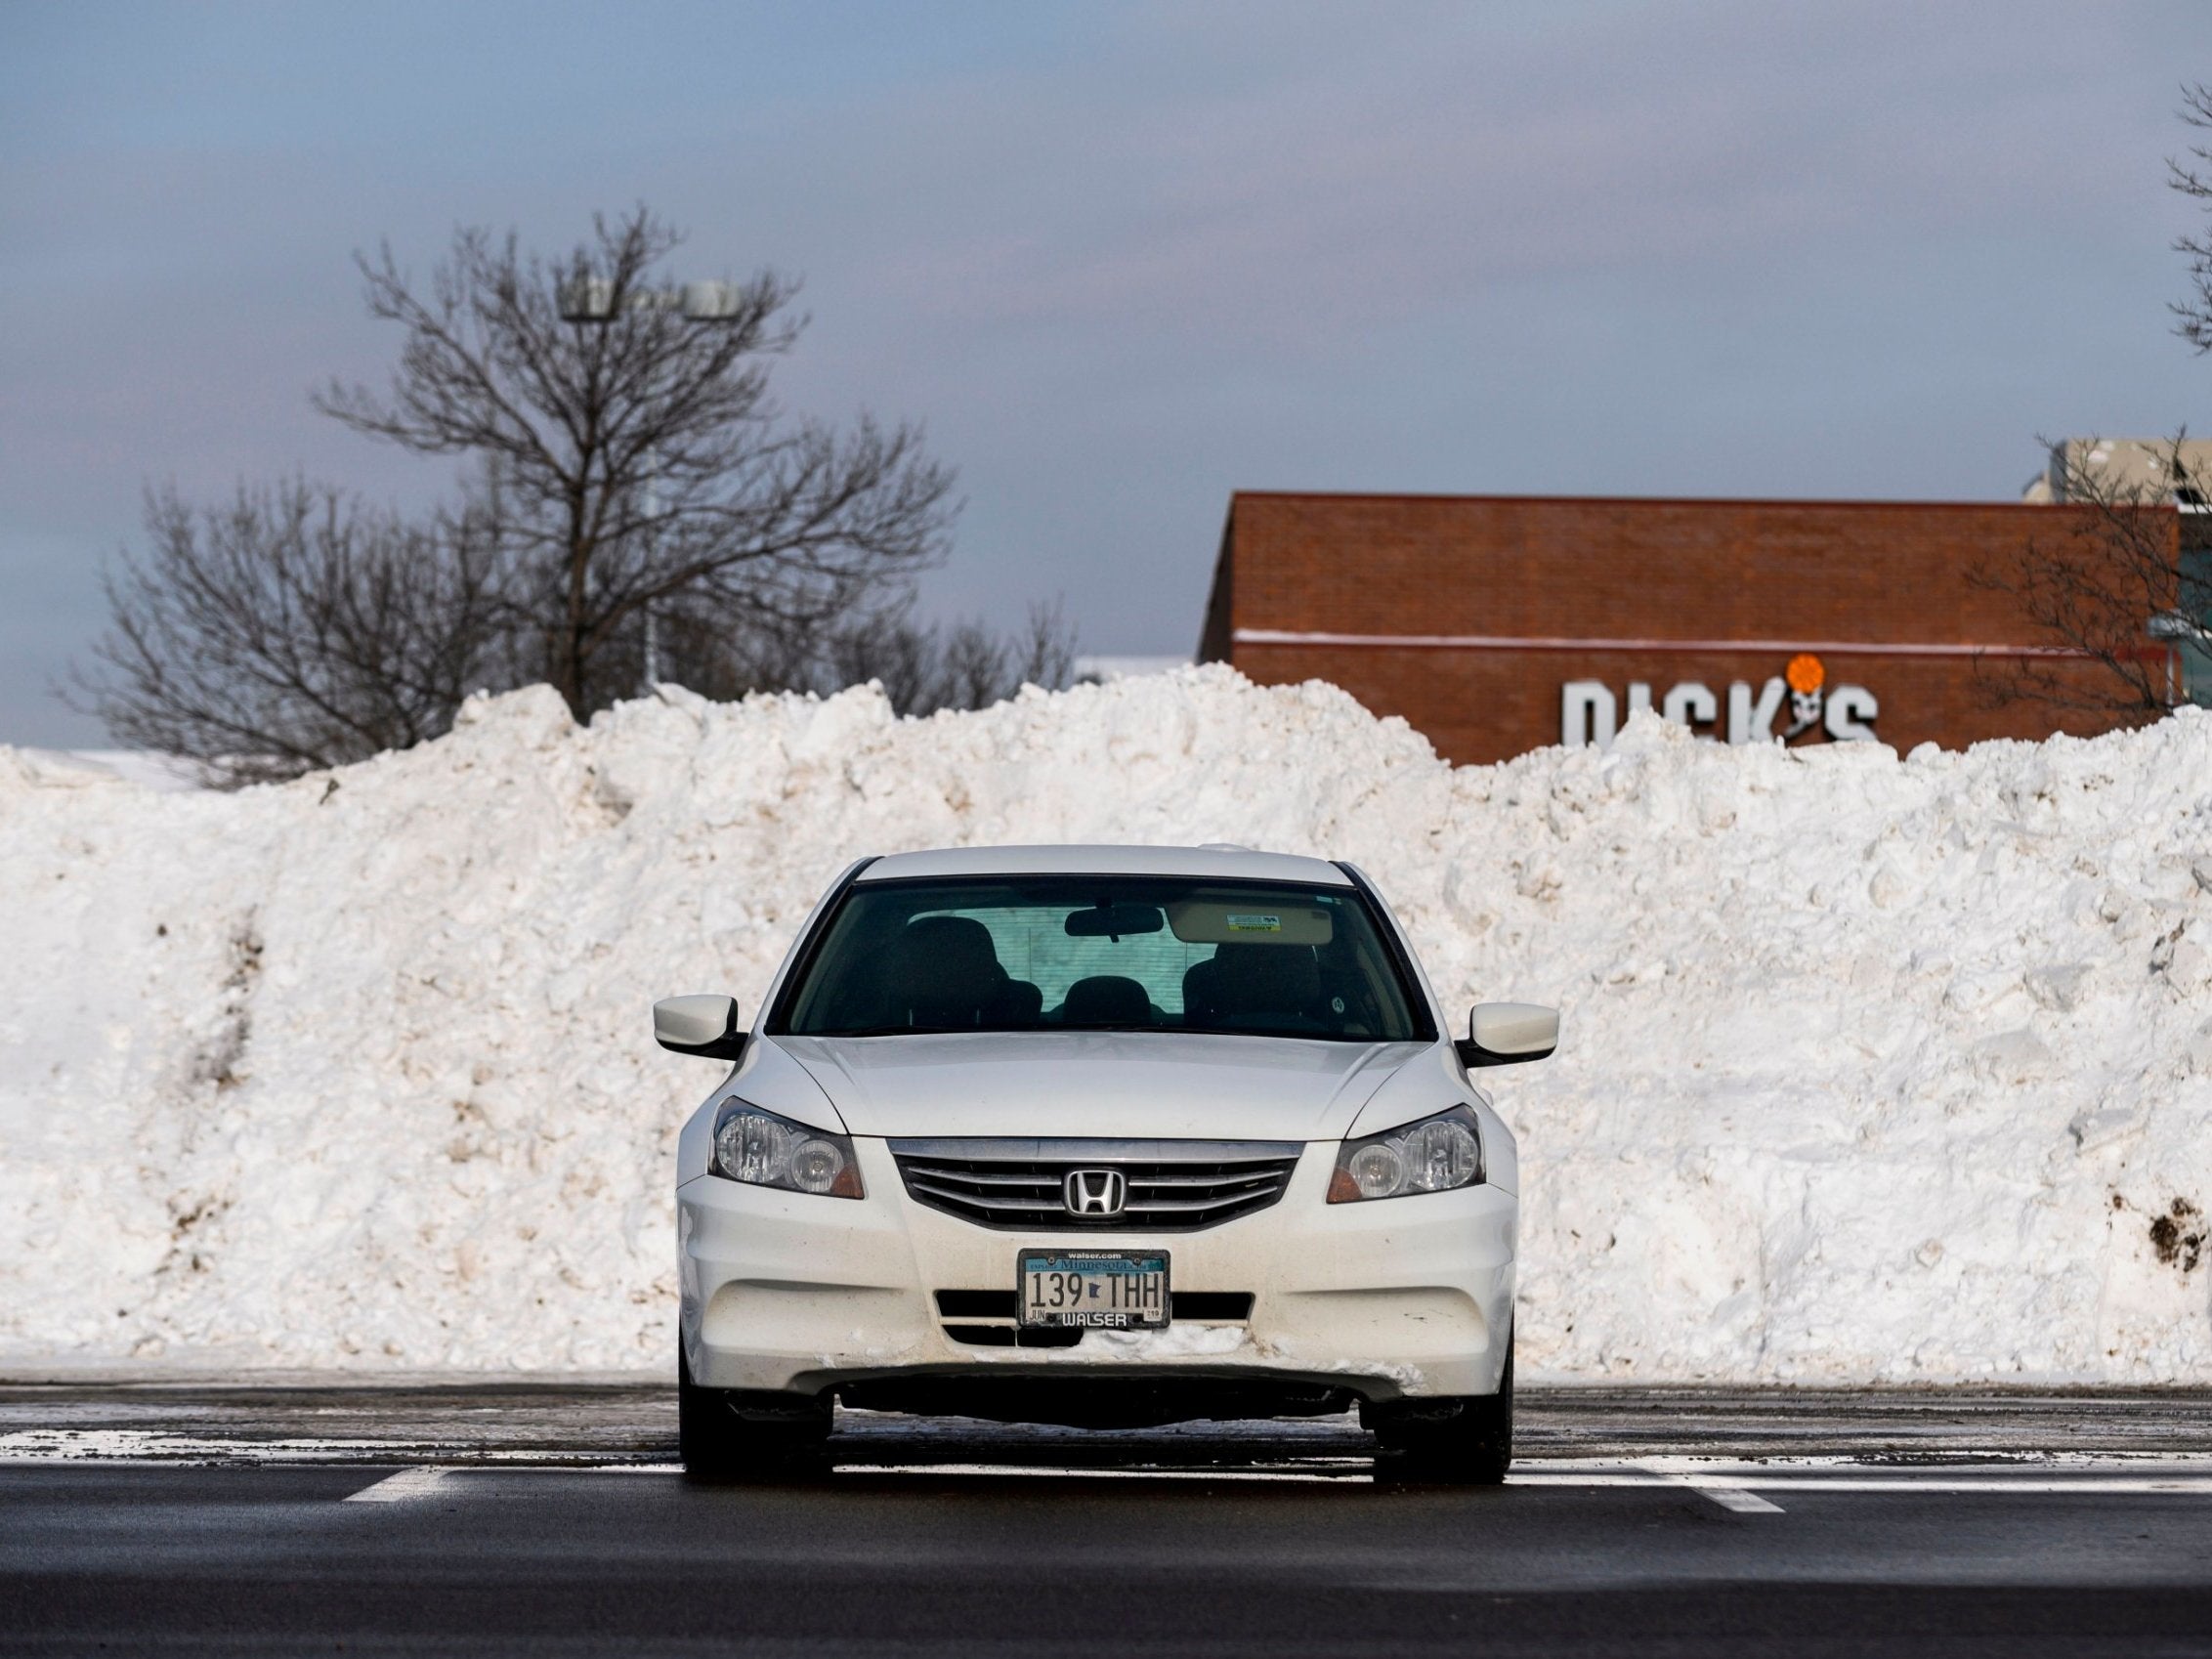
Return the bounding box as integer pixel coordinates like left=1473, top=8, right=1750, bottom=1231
left=2021, top=438, right=2212, bottom=703
left=2021, top=437, right=2212, bottom=503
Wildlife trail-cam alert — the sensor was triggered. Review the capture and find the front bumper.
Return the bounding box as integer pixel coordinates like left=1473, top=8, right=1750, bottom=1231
left=677, top=1137, right=1515, bottom=1404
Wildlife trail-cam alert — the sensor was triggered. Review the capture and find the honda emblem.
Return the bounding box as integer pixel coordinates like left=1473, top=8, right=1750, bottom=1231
left=1064, top=1169, right=1127, bottom=1217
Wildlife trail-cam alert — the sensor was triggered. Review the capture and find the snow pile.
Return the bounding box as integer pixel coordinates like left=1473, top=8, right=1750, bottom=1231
left=1, top=670, right=2207, bottom=1382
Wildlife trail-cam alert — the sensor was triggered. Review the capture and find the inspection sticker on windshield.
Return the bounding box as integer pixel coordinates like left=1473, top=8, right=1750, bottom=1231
left=1018, top=1250, right=1170, bottom=1329
left=1224, top=914, right=1281, bottom=931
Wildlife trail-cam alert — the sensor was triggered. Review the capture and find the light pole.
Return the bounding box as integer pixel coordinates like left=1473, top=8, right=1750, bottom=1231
left=557, top=277, right=744, bottom=694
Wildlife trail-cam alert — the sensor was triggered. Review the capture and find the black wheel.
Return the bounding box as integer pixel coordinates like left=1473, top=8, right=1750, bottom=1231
left=1369, top=1338, right=1513, bottom=1485
left=678, top=1347, right=831, bottom=1482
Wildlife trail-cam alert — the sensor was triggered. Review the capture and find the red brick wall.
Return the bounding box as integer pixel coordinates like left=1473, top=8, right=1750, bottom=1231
left=1208, top=492, right=2167, bottom=764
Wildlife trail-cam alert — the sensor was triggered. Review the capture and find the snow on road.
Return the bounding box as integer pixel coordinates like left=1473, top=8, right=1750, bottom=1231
left=1, top=669, right=2206, bottom=1381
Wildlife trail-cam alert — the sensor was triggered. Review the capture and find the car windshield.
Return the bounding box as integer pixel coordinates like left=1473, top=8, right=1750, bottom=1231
left=777, top=875, right=1427, bottom=1042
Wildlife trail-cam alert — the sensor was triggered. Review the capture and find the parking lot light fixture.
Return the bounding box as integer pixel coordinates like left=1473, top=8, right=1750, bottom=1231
left=555, top=274, right=745, bottom=693
left=681, top=280, right=742, bottom=319
left=558, top=276, right=743, bottom=323
left=557, top=276, right=615, bottom=322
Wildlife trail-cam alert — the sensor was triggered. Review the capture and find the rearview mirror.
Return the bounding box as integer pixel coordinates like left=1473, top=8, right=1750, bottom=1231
left=1455, top=1001, right=1558, bottom=1069
left=655, top=995, right=746, bottom=1060
left=1064, top=903, right=1166, bottom=940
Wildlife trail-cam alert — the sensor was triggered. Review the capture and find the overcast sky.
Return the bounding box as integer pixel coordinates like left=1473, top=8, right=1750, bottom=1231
left=4, top=0, right=2206, bottom=745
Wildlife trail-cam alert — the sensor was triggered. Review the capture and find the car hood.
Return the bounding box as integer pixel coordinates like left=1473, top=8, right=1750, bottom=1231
left=774, top=1031, right=1425, bottom=1142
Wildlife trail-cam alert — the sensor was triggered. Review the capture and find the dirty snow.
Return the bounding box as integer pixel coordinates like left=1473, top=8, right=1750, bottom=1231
left=1, top=669, right=2207, bottom=1382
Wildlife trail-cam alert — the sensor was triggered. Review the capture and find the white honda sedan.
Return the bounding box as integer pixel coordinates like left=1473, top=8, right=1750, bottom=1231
left=656, top=844, right=1556, bottom=1482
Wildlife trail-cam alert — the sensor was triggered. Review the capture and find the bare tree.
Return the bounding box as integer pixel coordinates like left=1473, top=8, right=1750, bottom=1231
left=1973, top=87, right=2212, bottom=725
left=70, top=207, right=1069, bottom=780
left=67, top=482, right=508, bottom=785
left=998, top=598, right=1082, bottom=702
left=314, top=208, right=957, bottom=718
left=608, top=592, right=1075, bottom=715
left=819, top=598, right=1077, bottom=715
left=1972, top=438, right=2206, bottom=726
left=2171, top=81, right=2212, bottom=351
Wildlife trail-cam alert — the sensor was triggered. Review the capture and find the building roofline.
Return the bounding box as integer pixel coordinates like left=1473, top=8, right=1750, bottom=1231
left=1226, top=489, right=2165, bottom=514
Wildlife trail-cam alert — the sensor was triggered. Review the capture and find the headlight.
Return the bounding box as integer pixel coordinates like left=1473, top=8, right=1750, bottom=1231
left=1327, top=1105, right=1484, bottom=1203
left=710, top=1101, right=864, bottom=1198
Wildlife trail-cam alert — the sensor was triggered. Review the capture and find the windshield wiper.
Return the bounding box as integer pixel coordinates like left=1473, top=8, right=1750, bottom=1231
left=818, top=1025, right=970, bottom=1038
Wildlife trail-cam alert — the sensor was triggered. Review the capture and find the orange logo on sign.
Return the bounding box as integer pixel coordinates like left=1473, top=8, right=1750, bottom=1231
left=1785, top=653, right=1825, bottom=696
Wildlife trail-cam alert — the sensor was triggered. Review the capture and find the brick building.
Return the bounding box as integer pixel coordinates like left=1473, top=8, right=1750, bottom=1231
left=1196, top=491, right=2193, bottom=765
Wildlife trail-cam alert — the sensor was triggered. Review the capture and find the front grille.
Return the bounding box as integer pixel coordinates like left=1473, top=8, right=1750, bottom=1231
left=890, top=1138, right=1300, bottom=1232
left=943, top=1322, right=1085, bottom=1348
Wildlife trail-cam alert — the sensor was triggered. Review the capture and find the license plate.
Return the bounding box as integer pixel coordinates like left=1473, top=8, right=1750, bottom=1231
left=1017, top=1250, right=1170, bottom=1329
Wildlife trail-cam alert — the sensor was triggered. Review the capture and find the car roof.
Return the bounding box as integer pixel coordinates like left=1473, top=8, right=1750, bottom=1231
left=855, top=844, right=1355, bottom=886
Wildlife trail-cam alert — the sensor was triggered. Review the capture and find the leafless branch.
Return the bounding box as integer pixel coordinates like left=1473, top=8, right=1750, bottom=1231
left=314, top=206, right=958, bottom=716
left=67, top=208, right=1077, bottom=773
left=811, top=595, right=1077, bottom=715
left=2171, top=82, right=2212, bottom=353
left=64, top=482, right=509, bottom=786
left=1970, top=436, right=2204, bottom=724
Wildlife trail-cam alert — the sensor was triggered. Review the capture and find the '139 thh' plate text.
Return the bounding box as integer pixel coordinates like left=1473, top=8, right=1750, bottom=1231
left=1017, top=1250, right=1170, bottom=1329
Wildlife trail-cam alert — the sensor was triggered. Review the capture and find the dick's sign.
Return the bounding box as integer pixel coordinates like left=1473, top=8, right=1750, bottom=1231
left=1561, top=654, right=1878, bottom=749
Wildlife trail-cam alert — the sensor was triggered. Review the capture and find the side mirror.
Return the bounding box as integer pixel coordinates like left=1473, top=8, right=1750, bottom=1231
left=1455, top=1001, right=1558, bottom=1069
left=655, top=995, right=746, bottom=1061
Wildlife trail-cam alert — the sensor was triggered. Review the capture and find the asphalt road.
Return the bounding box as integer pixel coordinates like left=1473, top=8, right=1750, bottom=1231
left=5, top=1385, right=2212, bottom=1656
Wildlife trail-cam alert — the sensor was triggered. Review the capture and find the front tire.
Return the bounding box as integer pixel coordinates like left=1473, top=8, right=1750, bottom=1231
left=1370, top=1339, right=1513, bottom=1485
left=678, top=1347, right=831, bottom=1481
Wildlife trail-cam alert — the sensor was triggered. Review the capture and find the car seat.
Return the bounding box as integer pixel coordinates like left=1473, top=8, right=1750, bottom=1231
left=1059, top=974, right=1155, bottom=1027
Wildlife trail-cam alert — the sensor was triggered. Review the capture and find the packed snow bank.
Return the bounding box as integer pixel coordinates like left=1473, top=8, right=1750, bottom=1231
left=2, top=670, right=2207, bottom=1382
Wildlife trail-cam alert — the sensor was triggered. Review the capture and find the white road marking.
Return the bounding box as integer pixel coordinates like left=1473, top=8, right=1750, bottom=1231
left=344, top=1467, right=452, bottom=1502
left=1508, top=1473, right=2212, bottom=1495
left=311, top=1460, right=2212, bottom=1497
left=1693, top=1485, right=1786, bottom=1512
left=1637, top=1457, right=1784, bottom=1512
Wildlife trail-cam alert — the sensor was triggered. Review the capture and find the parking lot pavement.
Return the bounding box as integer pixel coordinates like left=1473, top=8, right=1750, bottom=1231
left=7, top=1456, right=2212, bottom=1656
left=4, top=1384, right=2212, bottom=1656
